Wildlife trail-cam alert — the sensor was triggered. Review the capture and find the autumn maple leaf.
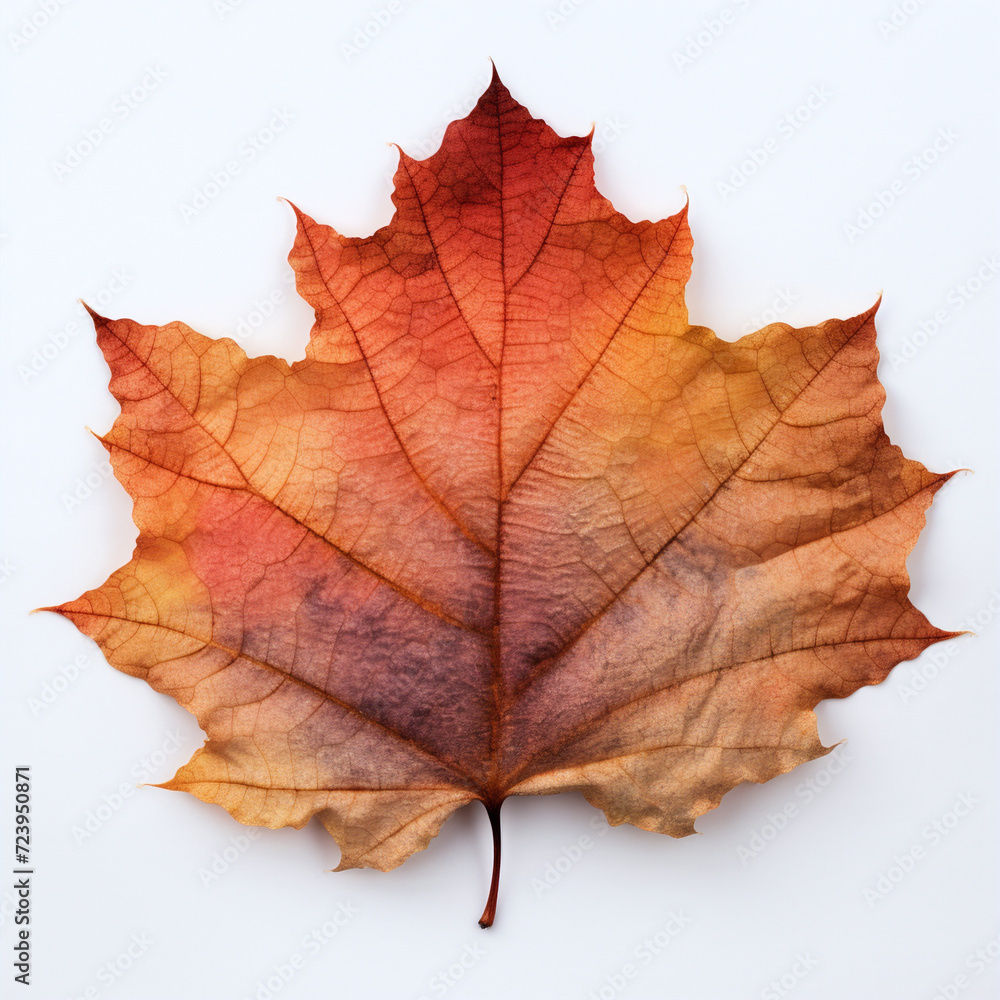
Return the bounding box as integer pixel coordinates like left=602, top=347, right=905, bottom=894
left=50, top=70, right=955, bottom=926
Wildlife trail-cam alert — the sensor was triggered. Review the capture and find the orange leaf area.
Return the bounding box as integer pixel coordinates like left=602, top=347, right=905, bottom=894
left=52, top=71, right=955, bottom=924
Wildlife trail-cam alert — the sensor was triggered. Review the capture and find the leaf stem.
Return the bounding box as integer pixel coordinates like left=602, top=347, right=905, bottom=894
left=478, top=800, right=503, bottom=928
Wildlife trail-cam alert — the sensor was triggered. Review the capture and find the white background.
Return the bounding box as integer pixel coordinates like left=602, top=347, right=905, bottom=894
left=1, top=1, right=998, bottom=998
